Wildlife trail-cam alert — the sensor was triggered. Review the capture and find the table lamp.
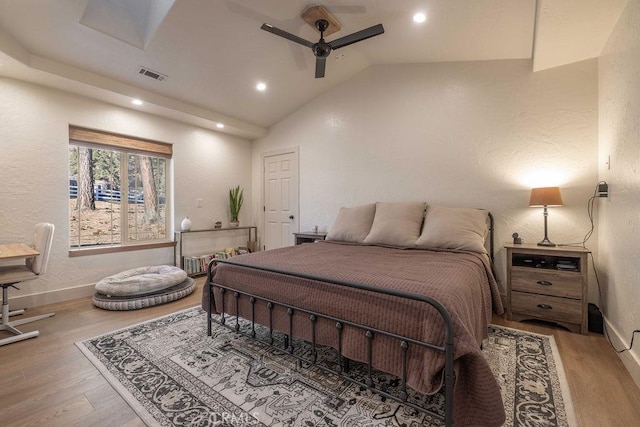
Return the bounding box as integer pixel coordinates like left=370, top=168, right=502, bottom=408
left=529, top=186, right=563, bottom=247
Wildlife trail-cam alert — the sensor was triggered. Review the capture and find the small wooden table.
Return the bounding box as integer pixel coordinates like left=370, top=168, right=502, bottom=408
left=0, top=243, right=39, bottom=261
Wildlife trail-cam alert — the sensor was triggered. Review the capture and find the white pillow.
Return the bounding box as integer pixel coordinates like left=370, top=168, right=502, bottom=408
left=326, top=203, right=376, bottom=243
left=416, top=206, right=488, bottom=254
left=363, top=202, right=426, bottom=246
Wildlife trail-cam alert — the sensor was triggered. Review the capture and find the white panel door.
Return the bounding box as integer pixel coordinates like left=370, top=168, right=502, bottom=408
left=263, top=151, right=299, bottom=250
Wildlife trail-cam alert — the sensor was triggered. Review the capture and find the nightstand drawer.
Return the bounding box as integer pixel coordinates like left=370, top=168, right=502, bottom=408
left=511, top=268, right=582, bottom=299
left=511, top=292, right=582, bottom=324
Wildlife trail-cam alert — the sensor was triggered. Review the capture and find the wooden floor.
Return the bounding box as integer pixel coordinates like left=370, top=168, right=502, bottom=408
left=1, top=278, right=639, bottom=426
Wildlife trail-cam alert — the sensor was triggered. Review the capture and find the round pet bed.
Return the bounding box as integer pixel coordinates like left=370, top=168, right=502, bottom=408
left=95, top=265, right=188, bottom=296
left=93, top=265, right=195, bottom=311
left=93, top=277, right=195, bottom=311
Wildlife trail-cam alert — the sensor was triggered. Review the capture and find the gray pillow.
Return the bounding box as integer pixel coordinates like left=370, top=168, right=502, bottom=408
left=326, top=203, right=376, bottom=243
left=416, top=206, right=488, bottom=253
left=363, top=202, right=426, bottom=246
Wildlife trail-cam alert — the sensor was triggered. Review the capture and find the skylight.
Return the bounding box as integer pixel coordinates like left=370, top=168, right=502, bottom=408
left=80, top=0, right=175, bottom=49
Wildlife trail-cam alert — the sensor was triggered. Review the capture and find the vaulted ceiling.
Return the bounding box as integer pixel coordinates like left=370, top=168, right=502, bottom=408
left=0, top=0, right=627, bottom=139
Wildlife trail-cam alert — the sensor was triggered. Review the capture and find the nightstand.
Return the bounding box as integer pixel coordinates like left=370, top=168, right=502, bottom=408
left=505, top=243, right=589, bottom=334
left=293, top=231, right=327, bottom=245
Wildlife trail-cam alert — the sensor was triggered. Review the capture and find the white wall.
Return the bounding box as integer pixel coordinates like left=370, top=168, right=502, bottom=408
left=252, top=58, right=599, bottom=294
left=598, top=0, right=640, bottom=386
left=0, top=77, right=252, bottom=306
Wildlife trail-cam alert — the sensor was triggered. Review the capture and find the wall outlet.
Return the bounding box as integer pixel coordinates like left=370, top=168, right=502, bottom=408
left=597, top=183, right=609, bottom=198
left=196, top=198, right=203, bottom=208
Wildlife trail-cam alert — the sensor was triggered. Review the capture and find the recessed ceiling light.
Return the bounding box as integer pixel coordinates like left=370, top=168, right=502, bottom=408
left=216, top=123, right=224, bottom=129
left=413, top=12, right=426, bottom=23
left=256, top=82, right=267, bottom=91
left=131, top=98, right=144, bottom=105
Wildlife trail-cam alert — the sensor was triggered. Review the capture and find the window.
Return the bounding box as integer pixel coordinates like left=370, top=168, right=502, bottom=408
left=68, top=126, right=171, bottom=252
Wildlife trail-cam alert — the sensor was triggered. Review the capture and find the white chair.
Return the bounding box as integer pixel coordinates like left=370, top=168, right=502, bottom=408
left=0, top=223, right=55, bottom=346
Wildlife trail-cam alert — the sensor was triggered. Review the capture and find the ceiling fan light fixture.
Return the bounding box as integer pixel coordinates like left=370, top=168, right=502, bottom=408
left=312, top=42, right=331, bottom=58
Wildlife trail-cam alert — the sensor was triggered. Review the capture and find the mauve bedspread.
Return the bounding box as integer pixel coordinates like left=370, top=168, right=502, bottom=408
left=202, top=241, right=505, bottom=426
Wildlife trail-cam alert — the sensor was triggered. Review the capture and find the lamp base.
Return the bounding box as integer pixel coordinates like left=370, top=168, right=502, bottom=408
left=537, top=238, right=556, bottom=247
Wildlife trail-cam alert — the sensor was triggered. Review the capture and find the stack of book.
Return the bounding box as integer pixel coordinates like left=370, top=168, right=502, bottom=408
left=182, top=253, right=215, bottom=275
left=182, top=247, right=251, bottom=275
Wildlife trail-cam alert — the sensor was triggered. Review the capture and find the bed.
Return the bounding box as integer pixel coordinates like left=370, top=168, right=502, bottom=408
left=203, top=202, right=506, bottom=426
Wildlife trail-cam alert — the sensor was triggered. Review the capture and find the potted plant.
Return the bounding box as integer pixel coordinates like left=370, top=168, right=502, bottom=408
left=229, top=185, right=244, bottom=227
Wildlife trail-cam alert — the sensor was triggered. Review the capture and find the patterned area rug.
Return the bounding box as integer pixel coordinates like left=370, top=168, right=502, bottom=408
left=76, top=307, right=576, bottom=426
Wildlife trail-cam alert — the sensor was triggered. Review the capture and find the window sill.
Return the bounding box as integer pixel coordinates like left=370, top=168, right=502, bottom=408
left=69, top=240, right=175, bottom=257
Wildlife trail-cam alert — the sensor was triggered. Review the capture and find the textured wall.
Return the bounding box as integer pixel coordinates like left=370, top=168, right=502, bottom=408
left=252, top=59, right=599, bottom=293
left=598, top=0, right=640, bottom=380
left=0, top=77, right=252, bottom=304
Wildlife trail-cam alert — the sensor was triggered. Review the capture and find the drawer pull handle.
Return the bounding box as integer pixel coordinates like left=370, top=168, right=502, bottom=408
left=536, top=280, right=553, bottom=286
left=537, top=304, right=553, bottom=310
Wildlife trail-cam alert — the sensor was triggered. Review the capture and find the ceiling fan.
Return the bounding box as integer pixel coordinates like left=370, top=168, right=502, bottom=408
left=261, top=10, right=384, bottom=79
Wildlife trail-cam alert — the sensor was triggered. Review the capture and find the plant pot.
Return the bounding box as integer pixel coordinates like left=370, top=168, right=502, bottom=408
left=230, top=220, right=239, bottom=227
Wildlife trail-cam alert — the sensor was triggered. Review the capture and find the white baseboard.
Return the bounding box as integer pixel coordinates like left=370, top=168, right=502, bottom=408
left=4, top=283, right=96, bottom=310
left=605, top=317, right=640, bottom=390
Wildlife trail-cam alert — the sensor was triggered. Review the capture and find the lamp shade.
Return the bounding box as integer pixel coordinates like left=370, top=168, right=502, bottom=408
left=529, top=187, right=563, bottom=207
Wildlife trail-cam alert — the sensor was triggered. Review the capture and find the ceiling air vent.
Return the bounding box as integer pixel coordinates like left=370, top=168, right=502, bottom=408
left=138, top=66, right=167, bottom=82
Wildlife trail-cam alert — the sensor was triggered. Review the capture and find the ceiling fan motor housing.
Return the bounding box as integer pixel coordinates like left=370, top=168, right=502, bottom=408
left=312, top=42, right=331, bottom=58
left=312, top=19, right=331, bottom=58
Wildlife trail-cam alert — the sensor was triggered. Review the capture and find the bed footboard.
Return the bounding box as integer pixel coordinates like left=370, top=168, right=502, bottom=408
left=206, top=258, right=455, bottom=426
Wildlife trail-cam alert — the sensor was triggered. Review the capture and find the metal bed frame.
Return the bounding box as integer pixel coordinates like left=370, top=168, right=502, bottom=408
left=206, top=213, right=495, bottom=426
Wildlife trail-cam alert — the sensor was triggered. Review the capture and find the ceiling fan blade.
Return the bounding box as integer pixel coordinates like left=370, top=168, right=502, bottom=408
left=261, top=23, right=314, bottom=48
left=315, top=57, right=326, bottom=78
left=329, top=24, right=384, bottom=50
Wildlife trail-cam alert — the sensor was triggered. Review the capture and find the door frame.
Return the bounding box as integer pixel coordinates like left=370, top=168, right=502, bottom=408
left=261, top=146, right=300, bottom=250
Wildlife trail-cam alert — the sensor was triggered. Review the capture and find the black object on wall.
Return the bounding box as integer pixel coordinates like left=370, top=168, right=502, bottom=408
left=588, top=303, right=604, bottom=334
left=597, top=182, right=609, bottom=197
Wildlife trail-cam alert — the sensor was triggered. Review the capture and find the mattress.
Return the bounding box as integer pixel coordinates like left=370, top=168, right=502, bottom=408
left=203, top=241, right=505, bottom=426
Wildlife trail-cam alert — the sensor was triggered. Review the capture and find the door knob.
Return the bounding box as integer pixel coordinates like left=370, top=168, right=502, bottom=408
left=289, top=215, right=294, bottom=220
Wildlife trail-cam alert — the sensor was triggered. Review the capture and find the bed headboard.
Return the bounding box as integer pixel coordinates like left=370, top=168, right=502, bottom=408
left=487, top=211, right=495, bottom=263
